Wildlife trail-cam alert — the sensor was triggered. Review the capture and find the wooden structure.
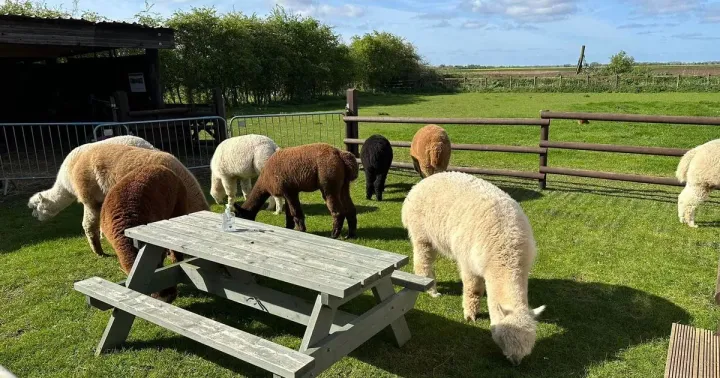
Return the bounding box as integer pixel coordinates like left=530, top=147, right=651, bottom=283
left=75, top=211, right=432, bottom=377
left=665, top=323, right=719, bottom=378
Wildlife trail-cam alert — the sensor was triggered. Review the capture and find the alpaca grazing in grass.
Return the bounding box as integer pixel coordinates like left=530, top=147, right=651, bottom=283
left=100, top=165, right=189, bottom=303
left=402, top=172, right=545, bottom=366
left=234, top=143, right=359, bottom=239
left=210, top=134, right=284, bottom=214
left=676, top=139, right=720, bottom=227
left=410, top=124, right=451, bottom=178
left=30, top=144, right=208, bottom=257
left=360, top=134, right=393, bottom=201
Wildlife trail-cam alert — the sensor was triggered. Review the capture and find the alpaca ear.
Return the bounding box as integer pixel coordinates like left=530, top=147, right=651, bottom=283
left=531, top=305, right=546, bottom=318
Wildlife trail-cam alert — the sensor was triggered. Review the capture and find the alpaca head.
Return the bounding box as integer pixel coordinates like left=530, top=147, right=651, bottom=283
left=490, top=304, right=545, bottom=366
left=28, top=191, right=60, bottom=221
left=233, top=203, right=257, bottom=221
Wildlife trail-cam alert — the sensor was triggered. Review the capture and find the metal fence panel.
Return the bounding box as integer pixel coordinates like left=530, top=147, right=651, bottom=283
left=228, top=111, right=345, bottom=149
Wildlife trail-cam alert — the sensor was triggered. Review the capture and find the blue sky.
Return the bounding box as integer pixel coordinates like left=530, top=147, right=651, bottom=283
left=46, top=0, right=720, bottom=66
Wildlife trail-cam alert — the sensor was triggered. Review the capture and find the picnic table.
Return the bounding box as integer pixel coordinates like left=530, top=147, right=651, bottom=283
left=74, top=211, right=433, bottom=378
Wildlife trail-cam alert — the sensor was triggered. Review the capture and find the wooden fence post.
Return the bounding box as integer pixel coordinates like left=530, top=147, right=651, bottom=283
left=708, top=74, right=711, bottom=86
left=113, top=91, right=130, bottom=122
left=212, top=88, right=228, bottom=142
left=345, top=88, right=359, bottom=157
left=533, top=76, right=537, bottom=88
left=587, top=75, right=590, bottom=87
left=677, top=75, right=681, bottom=89
left=509, top=76, right=512, bottom=89
left=559, top=75, right=563, bottom=88
left=538, top=119, right=549, bottom=190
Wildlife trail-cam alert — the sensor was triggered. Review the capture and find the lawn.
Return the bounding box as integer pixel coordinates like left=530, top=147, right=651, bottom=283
left=2, top=92, right=720, bottom=378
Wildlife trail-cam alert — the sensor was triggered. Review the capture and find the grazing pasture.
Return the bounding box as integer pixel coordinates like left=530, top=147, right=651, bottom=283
left=1, top=92, right=719, bottom=378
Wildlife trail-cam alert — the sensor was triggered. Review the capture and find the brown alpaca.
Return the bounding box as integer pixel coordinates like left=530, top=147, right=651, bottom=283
left=100, top=165, right=189, bottom=303
left=70, top=144, right=208, bottom=256
left=410, top=124, right=451, bottom=178
left=234, top=143, right=359, bottom=239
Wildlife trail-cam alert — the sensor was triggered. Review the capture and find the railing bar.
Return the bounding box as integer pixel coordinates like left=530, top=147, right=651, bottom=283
left=343, top=116, right=548, bottom=126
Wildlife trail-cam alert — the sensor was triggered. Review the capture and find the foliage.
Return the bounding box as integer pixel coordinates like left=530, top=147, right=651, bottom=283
left=0, top=0, right=69, bottom=18
left=606, top=50, right=635, bottom=75
left=350, top=31, right=425, bottom=90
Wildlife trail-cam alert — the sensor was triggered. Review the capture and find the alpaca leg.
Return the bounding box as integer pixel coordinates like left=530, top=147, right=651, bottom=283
left=82, top=204, right=107, bottom=257
left=222, top=177, right=238, bottom=205
left=460, top=265, right=485, bottom=322
left=374, top=173, right=387, bottom=201
left=341, top=182, right=357, bottom=239
left=680, top=184, right=710, bottom=228
left=411, top=157, right=425, bottom=178
left=325, top=191, right=346, bottom=239
left=272, top=196, right=284, bottom=215
left=239, top=178, right=253, bottom=201
left=365, top=170, right=376, bottom=200
left=284, top=192, right=306, bottom=232
left=411, top=237, right=440, bottom=297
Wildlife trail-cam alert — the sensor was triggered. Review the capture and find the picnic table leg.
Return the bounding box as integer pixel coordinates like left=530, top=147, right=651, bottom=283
left=300, top=295, right=337, bottom=352
left=372, top=277, right=412, bottom=347
left=95, top=243, right=166, bottom=355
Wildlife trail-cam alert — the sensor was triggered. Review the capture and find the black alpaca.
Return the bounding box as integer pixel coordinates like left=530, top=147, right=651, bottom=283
left=360, top=135, right=393, bottom=201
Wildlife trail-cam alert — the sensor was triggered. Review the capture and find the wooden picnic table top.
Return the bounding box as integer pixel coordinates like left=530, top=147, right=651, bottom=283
left=124, top=211, right=409, bottom=298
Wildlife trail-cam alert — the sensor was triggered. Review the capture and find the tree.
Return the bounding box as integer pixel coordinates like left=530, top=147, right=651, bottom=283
left=607, top=50, right=635, bottom=74
left=350, top=31, right=424, bottom=89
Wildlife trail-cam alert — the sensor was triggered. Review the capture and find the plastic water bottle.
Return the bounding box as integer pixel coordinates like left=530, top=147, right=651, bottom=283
left=222, top=203, right=235, bottom=232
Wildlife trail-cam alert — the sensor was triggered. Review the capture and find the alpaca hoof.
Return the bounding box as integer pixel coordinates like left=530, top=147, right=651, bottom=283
left=428, top=290, right=441, bottom=298
left=689, top=223, right=699, bottom=228
left=343, top=233, right=357, bottom=240
left=464, top=312, right=477, bottom=322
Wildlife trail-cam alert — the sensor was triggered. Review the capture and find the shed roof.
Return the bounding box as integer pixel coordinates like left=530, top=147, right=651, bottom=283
left=0, top=15, right=174, bottom=59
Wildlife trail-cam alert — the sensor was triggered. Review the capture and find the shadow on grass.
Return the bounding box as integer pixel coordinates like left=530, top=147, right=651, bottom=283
left=546, top=180, right=720, bottom=205
left=0, top=200, right=85, bottom=254
left=300, top=203, right=378, bottom=216
left=120, top=278, right=687, bottom=378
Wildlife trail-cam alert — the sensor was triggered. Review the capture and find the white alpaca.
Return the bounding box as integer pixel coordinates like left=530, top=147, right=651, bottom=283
left=28, top=135, right=155, bottom=222
left=676, top=139, right=720, bottom=228
left=210, top=134, right=284, bottom=214
left=401, top=172, right=545, bottom=366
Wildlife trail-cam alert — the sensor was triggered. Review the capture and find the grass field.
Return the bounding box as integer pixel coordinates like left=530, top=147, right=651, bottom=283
left=2, top=92, right=720, bottom=377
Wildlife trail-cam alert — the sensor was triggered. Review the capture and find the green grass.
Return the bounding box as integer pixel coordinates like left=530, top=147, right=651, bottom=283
left=3, top=92, right=720, bottom=377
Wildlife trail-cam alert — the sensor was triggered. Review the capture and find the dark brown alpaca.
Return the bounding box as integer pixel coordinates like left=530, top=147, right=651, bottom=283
left=100, top=165, right=189, bottom=303
left=234, top=143, right=359, bottom=239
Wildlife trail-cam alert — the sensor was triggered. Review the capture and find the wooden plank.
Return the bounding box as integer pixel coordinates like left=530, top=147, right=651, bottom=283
left=160, top=218, right=386, bottom=285
left=188, top=211, right=407, bottom=267
left=300, top=296, right=337, bottom=352
left=372, top=277, right=412, bottom=347
left=180, top=262, right=356, bottom=332
left=75, top=277, right=315, bottom=378
left=125, top=226, right=359, bottom=297
left=304, top=288, right=420, bottom=376
left=665, top=323, right=720, bottom=378
left=390, top=270, right=435, bottom=292
left=172, top=215, right=396, bottom=274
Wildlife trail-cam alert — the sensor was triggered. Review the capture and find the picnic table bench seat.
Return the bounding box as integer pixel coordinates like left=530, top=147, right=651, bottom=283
left=76, top=211, right=433, bottom=377
left=664, top=323, right=719, bottom=378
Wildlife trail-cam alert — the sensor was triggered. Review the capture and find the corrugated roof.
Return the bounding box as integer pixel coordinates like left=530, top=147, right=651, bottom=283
left=0, top=14, right=174, bottom=33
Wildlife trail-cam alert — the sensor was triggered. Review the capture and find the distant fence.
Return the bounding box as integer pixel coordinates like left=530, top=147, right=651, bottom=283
left=0, top=116, right=225, bottom=187
left=228, top=111, right=344, bottom=148
left=341, top=89, right=720, bottom=189
left=383, top=74, right=719, bottom=92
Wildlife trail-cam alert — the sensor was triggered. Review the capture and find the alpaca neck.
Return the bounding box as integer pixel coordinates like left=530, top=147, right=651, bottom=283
left=42, top=185, right=76, bottom=214
left=240, top=185, right=271, bottom=217
left=486, top=269, right=530, bottom=324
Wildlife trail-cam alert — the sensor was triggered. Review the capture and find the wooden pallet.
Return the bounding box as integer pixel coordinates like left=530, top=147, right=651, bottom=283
left=665, top=323, right=719, bottom=378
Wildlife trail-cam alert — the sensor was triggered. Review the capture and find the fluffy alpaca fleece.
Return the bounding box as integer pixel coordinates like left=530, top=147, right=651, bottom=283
left=100, top=165, right=188, bottom=303
left=28, top=135, right=155, bottom=240
left=360, top=134, right=393, bottom=201
left=234, top=143, right=359, bottom=239
left=210, top=134, right=284, bottom=214
left=676, top=139, right=720, bottom=227
left=31, top=144, right=208, bottom=257
left=409, top=124, right=451, bottom=178
left=401, top=172, right=545, bottom=365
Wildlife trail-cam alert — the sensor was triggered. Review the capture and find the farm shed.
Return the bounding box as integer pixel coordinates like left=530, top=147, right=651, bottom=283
left=0, top=15, right=174, bottom=123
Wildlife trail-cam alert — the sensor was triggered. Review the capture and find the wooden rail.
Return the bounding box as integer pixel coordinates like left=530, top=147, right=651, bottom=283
left=345, top=138, right=546, bottom=154
left=343, top=116, right=548, bottom=126
left=541, top=111, right=720, bottom=126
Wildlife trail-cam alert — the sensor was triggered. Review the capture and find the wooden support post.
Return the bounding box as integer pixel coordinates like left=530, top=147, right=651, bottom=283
left=345, top=89, right=359, bottom=157
left=538, top=120, right=550, bottom=190
left=559, top=75, right=563, bottom=88
left=533, top=76, right=537, bottom=88
left=212, top=88, right=228, bottom=142
left=145, top=48, right=163, bottom=110
left=95, top=243, right=166, bottom=355
left=300, top=295, right=337, bottom=352
left=113, top=91, right=130, bottom=121
left=509, top=76, right=512, bottom=89
left=677, top=75, right=681, bottom=89
left=372, top=277, right=411, bottom=347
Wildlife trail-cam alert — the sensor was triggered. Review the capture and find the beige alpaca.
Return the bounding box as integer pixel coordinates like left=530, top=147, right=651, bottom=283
left=676, top=139, right=720, bottom=228
left=31, top=144, right=208, bottom=256
left=409, top=124, right=451, bottom=178
left=402, top=172, right=544, bottom=365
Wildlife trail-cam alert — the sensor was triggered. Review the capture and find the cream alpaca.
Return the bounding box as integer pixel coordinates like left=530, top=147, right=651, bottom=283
left=210, top=134, right=283, bottom=214
left=29, top=144, right=208, bottom=257
left=401, top=172, right=545, bottom=365
left=676, top=139, right=720, bottom=227
left=28, top=135, right=154, bottom=222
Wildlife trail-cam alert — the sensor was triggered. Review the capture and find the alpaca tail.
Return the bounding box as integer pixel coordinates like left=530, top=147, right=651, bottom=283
left=676, top=147, right=697, bottom=183
left=340, top=151, right=359, bottom=181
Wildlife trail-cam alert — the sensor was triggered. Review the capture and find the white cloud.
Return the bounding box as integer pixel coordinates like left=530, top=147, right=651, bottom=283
left=431, top=20, right=452, bottom=28
left=627, top=0, right=703, bottom=15
left=275, top=0, right=365, bottom=18
left=461, top=20, right=488, bottom=29
left=462, top=0, right=578, bottom=22
left=672, top=32, right=720, bottom=40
